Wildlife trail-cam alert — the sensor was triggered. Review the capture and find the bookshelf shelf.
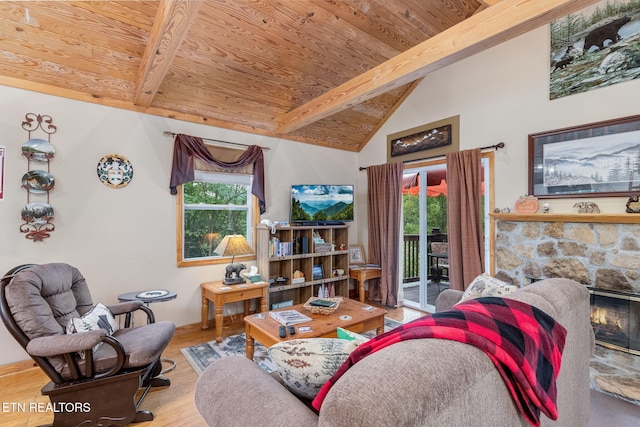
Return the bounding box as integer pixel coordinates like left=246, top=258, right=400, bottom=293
left=257, top=224, right=350, bottom=309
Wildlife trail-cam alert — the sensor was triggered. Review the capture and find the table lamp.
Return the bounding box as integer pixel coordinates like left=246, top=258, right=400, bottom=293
left=214, top=234, right=254, bottom=285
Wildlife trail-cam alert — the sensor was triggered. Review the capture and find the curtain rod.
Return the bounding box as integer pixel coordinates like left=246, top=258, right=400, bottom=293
left=358, top=142, right=505, bottom=171
left=163, top=131, right=270, bottom=151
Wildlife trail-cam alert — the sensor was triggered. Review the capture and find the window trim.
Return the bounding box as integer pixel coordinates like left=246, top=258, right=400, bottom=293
left=175, top=179, right=259, bottom=268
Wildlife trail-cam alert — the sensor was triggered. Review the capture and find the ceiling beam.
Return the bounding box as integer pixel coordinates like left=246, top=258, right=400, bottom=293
left=134, top=0, right=202, bottom=107
left=276, top=0, right=599, bottom=134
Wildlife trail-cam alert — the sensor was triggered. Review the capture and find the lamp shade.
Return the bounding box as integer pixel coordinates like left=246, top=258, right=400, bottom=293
left=214, top=234, right=254, bottom=257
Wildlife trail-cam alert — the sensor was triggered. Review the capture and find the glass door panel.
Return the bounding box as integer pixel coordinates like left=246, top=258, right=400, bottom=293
left=402, top=159, right=490, bottom=312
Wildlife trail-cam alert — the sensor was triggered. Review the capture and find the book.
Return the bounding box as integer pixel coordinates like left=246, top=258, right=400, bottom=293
left=269, top=309, right=312, bottom=326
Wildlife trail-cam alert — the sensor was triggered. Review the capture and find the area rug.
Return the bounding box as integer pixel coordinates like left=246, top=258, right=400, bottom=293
left=181, top=317, right=403, bottom=376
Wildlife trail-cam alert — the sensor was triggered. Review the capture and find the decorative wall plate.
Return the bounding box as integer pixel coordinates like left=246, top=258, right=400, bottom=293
left=97, top=154, right=133, bottom=188
left=21, top=138, right=55, bottom=162
left=21, top=170, right=55, bottom=193
left=21, top=202, right=54, bottom=224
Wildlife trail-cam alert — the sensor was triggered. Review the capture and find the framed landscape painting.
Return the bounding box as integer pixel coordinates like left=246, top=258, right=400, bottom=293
left=387, top=116, right=459, bottom=163
left=528, top=114, right=640, bottom=198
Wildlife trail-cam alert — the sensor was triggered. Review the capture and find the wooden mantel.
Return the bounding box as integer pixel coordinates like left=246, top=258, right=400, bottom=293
left=490, top=213, right=640, bottom=224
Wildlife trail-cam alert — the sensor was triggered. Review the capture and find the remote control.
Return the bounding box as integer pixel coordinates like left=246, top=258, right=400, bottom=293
left=279, top=325, right=286, bottom=338
left=288, top=325, right=295, bottom=335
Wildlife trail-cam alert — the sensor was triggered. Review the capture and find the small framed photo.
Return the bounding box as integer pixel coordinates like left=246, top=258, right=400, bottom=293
left=312, top=264, right=325, bottom=280
left=349, top=244, right=365, bottom=265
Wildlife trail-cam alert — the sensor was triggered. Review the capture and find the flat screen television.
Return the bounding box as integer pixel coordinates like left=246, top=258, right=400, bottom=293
left=290, top=185, right=354, bottom=224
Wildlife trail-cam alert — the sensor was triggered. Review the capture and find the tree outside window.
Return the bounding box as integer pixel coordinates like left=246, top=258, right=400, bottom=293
left=177, top=172, right=256, bottom=266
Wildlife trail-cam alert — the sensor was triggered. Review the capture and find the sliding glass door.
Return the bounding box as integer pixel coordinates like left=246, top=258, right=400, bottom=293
left=401, top=159, right=490, bottom=311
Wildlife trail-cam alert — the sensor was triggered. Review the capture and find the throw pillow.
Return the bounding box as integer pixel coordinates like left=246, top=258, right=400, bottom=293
left=66, top=303, right=118, bottom=357
left=268, top=338, right=362, bottom=399
left=457, top=273, right=518, bottom=304
left=336, top=327, right=368, bottom=343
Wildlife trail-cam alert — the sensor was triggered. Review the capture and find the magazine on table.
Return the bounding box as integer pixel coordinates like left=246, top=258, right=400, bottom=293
left=269, top=309, right=312, bottom=326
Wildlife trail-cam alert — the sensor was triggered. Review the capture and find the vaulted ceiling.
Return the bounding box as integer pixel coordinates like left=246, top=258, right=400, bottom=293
left=0, top=0, right=598, bottom=151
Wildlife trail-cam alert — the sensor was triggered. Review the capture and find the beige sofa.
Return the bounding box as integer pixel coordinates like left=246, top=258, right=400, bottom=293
left=194, top=278, right=594, bottom=426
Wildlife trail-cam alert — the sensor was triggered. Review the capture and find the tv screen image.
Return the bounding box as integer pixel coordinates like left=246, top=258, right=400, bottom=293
left=291, top=185, right=354, bottom=223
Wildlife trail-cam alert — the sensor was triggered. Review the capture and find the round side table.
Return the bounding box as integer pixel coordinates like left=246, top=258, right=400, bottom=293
left=118, top=289, right=177, bottom=305
left=117, top=289, right=178, bottom=374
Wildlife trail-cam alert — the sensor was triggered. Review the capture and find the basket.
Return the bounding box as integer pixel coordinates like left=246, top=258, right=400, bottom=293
left=303, top=297, right=342, bottom=315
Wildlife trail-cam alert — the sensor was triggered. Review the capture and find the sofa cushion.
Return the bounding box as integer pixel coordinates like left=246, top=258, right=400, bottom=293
left=457, top=273, right=517, bottom=304
left=268, top=338, right=362, bottom=399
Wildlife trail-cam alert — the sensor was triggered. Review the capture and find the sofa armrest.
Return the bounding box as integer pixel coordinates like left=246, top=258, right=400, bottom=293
left=435, top=289, right=464, bottom=312
left=195, top=356, right=318, bottom=427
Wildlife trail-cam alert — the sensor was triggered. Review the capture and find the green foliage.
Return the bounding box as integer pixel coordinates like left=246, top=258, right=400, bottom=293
left=403, top=195, right=420, bottom=234
left=291, top=198, right=311, bottom=221
left=403, top=194, right=447, bottom=234
left=183, top=181, right=250, bottom=259
left=332, top=203, right=353, bottom=221
left=292, top=198, right=353, bottom=221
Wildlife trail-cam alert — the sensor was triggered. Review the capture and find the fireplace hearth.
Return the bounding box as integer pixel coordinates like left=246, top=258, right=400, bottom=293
left=590, top=288, right=640, bottom=356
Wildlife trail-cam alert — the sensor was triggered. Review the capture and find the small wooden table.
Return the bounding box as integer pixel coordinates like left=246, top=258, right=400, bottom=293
left=244, top=298, right=387, bottom=360
left=349, top=267, right=381, bottom=302
left=201, top=280, right=269, bottom=343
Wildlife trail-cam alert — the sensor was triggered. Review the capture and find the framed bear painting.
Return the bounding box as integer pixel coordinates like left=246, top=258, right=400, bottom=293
left=549, top=0, right=639, bottom=99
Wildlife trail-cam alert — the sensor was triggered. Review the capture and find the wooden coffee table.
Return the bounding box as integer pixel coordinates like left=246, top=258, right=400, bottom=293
left=243, top=298, right=387, bottom=360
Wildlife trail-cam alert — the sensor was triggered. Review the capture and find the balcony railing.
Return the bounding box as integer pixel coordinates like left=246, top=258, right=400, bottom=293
left=402, top=233, right=447, bottom=283
left=403, top=234, right=420, bottom=283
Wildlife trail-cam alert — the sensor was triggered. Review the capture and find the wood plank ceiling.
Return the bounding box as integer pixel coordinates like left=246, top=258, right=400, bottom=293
left=0, top=0, right=599, bottom=151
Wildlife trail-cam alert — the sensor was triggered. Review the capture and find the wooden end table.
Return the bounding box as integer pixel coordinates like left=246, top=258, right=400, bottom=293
left=244, top=298, right=387, bottom=360
left=201, top=280, right=269, bottom=343
left=349, top=267, right=381, bottom=302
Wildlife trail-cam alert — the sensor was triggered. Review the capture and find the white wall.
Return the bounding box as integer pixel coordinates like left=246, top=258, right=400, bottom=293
left=356, top=25, right=639, bottom=244
left=0, top=86, right=358, bottom=365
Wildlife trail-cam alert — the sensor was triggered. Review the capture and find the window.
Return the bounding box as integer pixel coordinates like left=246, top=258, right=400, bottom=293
left=177, top=171, right=257, bottom=267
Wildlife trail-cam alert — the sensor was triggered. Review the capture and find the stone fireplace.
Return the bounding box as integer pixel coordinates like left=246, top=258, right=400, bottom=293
left=492, top=213, right=640, bottom=404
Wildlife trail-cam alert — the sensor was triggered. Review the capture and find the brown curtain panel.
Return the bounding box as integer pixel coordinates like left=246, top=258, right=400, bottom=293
left=446, top=148, right=484, bottom=290
left=169, top=134, right=266, bottom=214
left=366, top=162, right=403, bottom=306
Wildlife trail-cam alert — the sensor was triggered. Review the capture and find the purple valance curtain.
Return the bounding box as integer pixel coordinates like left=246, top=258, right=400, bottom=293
left=169, top=134, right=266, bottom=214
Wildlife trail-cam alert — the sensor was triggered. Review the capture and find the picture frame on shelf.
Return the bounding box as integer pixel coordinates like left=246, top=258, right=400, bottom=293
left=349, top=244, right=365, bottom=265
left=528, top=114, right=640, bottom=198
left=312, top=264, right=324, bottom=280
left=387, top=115, right=459, bottom=163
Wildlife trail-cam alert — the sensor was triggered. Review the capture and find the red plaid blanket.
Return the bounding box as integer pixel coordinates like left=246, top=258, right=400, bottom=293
left=312, top=297, right=567, bottom=426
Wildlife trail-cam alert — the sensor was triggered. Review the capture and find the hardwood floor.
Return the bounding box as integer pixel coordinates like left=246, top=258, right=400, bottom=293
left=0, top=302, right=424, bottom=427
